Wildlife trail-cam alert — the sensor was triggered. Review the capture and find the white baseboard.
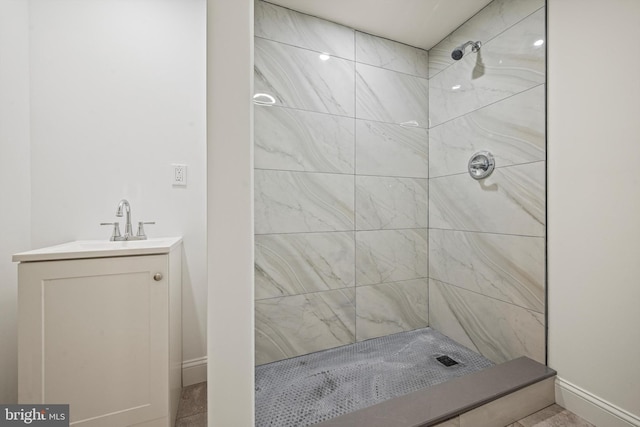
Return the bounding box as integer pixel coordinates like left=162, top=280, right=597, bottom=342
left=555, top=377, right=640, bottom=427
left=182, top=357, right=207, bottom=387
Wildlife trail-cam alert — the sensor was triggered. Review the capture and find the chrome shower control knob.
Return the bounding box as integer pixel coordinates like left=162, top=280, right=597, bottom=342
left=468, top=151, right=495, bottom=180
left=153, top=273, right=163, bottom=281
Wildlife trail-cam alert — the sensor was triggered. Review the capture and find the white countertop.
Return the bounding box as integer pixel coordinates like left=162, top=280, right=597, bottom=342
left=13, top=237, right=183, bottom=262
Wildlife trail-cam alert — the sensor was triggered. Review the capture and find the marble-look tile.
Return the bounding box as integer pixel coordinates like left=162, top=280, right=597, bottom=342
left=356, top=229, right=428, bottom=286
left=429, top=229, right=544, bottom=312
left=429, top=8, right=545, bottom=127
left=356, top=120, right=428, bottom=178
left=429, top=162, right=545, bottom=237
left=429, top=85, right=545, bottom=178
left=429, top=279, right=545, bottom=364
left=356, top=279, right=428, bottom=341
left=255, top=289, right=356, bottom=364
left=355, top=31, right=429, bottom=78
left=460, top=378, right=555, bottom=427
left=255, top=37, right=355, bottom=116
left=355, top=176, right=427, bottom=230
left=255, top=170, right=354, bottom=234
left=429, top=0, right=545, bottom=77
left=255, top=106, right=354, bottom=173
left=356, top=63, right=429, bottom=128
left=255, top=232, right=355, bottom=299
left=255, top=0, right=355, bottom=60
left=516, top=404, right=596, bottom=427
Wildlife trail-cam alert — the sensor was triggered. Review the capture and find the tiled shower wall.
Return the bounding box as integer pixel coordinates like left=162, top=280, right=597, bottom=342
left=428, top=0, right=546, bottom=364
left=254, top=0, right=430, bottom=365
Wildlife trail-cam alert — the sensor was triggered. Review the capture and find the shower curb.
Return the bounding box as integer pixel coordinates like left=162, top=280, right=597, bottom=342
left=314, top=356, right=556, bottom=427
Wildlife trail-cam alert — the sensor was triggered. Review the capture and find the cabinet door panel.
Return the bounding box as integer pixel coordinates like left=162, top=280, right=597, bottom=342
left=19, top=255, right=169, bottom=427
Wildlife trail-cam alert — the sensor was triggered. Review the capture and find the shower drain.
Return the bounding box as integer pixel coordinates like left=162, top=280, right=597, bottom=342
left=436, top=355, right=460, bottom=367
left=255, top=328, right=494, bottom=427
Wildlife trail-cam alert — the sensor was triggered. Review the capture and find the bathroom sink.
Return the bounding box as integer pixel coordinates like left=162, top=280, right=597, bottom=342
left=13, top=237, right=183, bottom=262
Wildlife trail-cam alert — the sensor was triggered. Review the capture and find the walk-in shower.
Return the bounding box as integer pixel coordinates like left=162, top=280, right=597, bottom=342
left=253, top=0, right=547, bottom=424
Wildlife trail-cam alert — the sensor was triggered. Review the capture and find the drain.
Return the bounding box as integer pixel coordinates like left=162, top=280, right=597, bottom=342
left=436, top=355, right=459, bottom=367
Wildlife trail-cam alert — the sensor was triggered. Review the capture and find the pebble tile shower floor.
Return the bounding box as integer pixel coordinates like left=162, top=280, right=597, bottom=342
left=255, top=327, right=495, bottom=427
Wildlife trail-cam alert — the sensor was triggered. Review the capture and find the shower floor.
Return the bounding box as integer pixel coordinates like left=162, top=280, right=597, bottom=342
left=255, top=327, right=494, bottom=427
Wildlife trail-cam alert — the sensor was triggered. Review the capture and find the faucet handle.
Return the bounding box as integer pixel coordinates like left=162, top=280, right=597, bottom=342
left=136, top=221, right=155, bottom=240
left=100, top=222, right=122, bottom=241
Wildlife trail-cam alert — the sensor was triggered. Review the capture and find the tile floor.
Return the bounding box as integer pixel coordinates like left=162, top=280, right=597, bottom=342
left=176, top=383, right=595, bottom=427
left=256, top=327, right=494, bottom=427
left=509, top=404, right=595, bottom=427
left=176, top=382, right=207, bottom=427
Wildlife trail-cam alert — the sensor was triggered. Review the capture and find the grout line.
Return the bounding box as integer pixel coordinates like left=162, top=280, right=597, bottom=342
left=543, top=6, right=549, bottom=366
left=254, top=102, right=429, bottom=130
left=354, top=29, right=430, bottom=54
left=254, top=37, right=429, bottom=80
left=255, top=168, right=429, bottom=181
left=428, top=83, right=546, bottom=129
left=356, top=174, right=429, bottom=181
left=426, top=100, right=430, bottom=324
left=353, top=36, right=358, bottom=340
left=428, top=159, right=545, bottom=180
left=255, top=167, right=353, bottom=177
left=255, top=35, right=354, bottom=62
left=259, top=0, right=429, bottom=54
left=255, top=285, right=356, bottom=302
left=356, top=61, right=430, bottom=81
left=256, top=228, right=429, bottom=237
left=428, top=277, right=544, bottom=314
left=255, top=277, right=431, bottom=302
left=255, top=36, right=429, bottom=80
left=356, top=277, right=430, bottom=289
left=353, top=116, right=429, bottom=130
left=254, top=102, right=352, bottom=120
left=427, top=227, right=544, bottom=239
left=256, top=230, right=354, bottom=237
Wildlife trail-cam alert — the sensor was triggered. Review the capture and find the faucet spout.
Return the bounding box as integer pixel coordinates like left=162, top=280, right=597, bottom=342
left=116, top=199, right=133, bottom=238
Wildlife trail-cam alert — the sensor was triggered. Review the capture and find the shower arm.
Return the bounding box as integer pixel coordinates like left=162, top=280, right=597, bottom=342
left=461, top=40, right=482, bottom=53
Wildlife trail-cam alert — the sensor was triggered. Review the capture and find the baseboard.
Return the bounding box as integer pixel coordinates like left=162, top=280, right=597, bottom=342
left=182, top=357, right=207, bottom=387
left=555, top=377, right=640, bottom=427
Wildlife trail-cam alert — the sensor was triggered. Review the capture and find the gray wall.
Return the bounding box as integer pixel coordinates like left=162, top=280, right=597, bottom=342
left=428, top=0, right=546, bottom=364
left=254, top=0, right=430, bottom=365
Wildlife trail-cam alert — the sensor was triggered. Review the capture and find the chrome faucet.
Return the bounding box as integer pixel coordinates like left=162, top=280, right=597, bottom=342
left=116, top=199, right=133, bottom=238
left=100, top=199, right=155, bottom=241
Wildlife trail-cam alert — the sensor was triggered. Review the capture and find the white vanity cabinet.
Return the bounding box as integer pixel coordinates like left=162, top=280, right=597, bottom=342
left=14, top=238, right=183, bottom=427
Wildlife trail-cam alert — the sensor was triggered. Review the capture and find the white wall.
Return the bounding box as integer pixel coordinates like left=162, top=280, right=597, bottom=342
left=28, top=0, right=207, bottom=372
left=207, top=0, right=254, bottom=425
left=548, top=0, right=640, bottom=425
left=0, top=0, right=31, bottom=404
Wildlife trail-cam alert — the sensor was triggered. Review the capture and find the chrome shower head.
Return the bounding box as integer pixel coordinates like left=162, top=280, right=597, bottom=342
left=451, top=41, right=482, bottom=60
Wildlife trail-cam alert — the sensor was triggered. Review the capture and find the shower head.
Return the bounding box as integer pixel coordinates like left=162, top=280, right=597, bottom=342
left=451, top=41, right=482, bottom=60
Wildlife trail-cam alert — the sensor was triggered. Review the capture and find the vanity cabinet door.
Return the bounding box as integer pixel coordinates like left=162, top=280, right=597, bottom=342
left=18, top=254, right=170, bottom=427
